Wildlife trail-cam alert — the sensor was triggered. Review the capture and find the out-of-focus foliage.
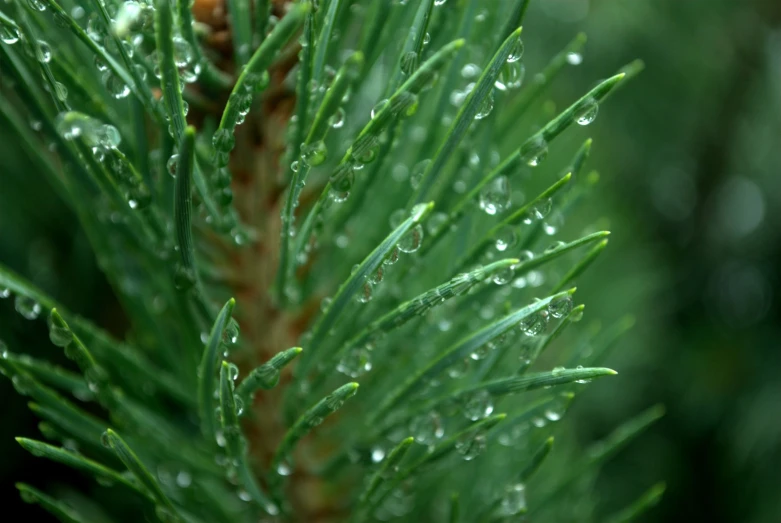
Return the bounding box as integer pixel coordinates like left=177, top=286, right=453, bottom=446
left=522, top=1, right=781, bottom=522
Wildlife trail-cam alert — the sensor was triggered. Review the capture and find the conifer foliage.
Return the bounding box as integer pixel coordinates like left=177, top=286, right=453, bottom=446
left=0, top=0, right=663, bottom=521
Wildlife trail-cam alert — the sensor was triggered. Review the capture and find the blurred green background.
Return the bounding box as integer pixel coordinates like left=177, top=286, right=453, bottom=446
left=1, top=0, right=779, bottom=521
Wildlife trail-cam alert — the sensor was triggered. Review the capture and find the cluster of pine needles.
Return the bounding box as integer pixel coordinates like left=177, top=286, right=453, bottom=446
left=0, top=0, right=664, bottom=521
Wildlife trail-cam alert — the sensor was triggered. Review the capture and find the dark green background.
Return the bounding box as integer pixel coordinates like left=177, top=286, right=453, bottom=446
left=2, top=0, right=779, bottom=521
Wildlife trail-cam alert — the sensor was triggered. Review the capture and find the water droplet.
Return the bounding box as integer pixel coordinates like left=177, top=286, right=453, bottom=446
left=353, top=147, right=376, bottom=166
left=463, top=390, right=494, bottom=421
left=94, top=56, right=108, bottom=72
left=172, top=36, right=193, bottom=67
left=461, top=63, right=481, bottom=79
left=320, top=297, right=332, bottom=312
left=52, top=81, right=68, bottom=102
left=400, top=92, right=419, bottom=117
left=181, top=61, right=202, bottom=84
left=383, top=246, right=400, bottom=266
left=532, top=198, right=553, bottom=220
left=544, top=405, right=563, bottom=421
left=176, top=471, right=192, bottom=488
left=475, top=89, right=494, bottom=119
left=329, top=107, right=345, bottom=128
left=410, top=159, right=430, bottom=190
left=495, top=61, right=525, bottom=91
left=548, top=296, right=573, bottom=319
left=498, top=422, right=528, bottom=447
left=471, top=340, right=493, bottom=360
left=233, top=398, right=244, bottom=416
left=1, top=26, right=21, bottom=45
left=327, top=387, right=353, bottom=410
left=276, top=458, right=293, bottom=476
left=356, top=282, right=373, bottom=303
left=566, top=52, right=583, bottom=65
left=521, top=137, right=548, bottom=167
left=86, top=15, right=104, bottom=42
left=35, top=40, right=52, bottom=63
left=235, top=93, right=253, bottom=118
left=228, top=363, right=239, bottom=381
left=214, top=168, right=231, bottom=189
left=434, top=0, right=447, bottom=5
left=551, top=366, right=566, bottom=377
left=27, top=0, right=46, bottom=12
left=398, top=224, right=423, bottom=253
left=100, top=430, right=111, bottom=448
left=575, top=98, right=598, bottom=126
left=217, top=187, right=234, bottom=206
left=243, top=71, right=268, bottom=93
left=447, top=357, right=470, bottom=378
left=371, top=446, right=385, bottom=463
left=492, top=267, right=514, bottom=286
left=426, top=212, right=448, bottom=236
left=369, top=265, right=384, bottom=286
left=479, top=175, right=510, bottom=215
left=329, top=168, right=354, bottom=203
left=301, top=140, right=327, bottom=167
left=56, top=113, right=121, bottom=148
left=543, top=210, right=564, bottom=235
left=409, top=201, right=430, bottom=220
left=507, top=36, right=524, bottom=63
left=494, top=226, right=517, bottom=251
left=127, top=184, right=151, bottom=210
left=158, top=463, right=175, bottom=487
left=47, top=314, right=73, bottom=347
left=400, top=51, right=417, bottom=75
left=575, top=371, right=592, bottom=384
left=499, top=483, right=527, bottom=515
left=519, top=311, right=549, bottom=336
left=450, top=88, right=468, bottom=107
left=167, top=154, right=179, bottom=177
left=544, top=241, right=566, bottom=254
left=455, top=431, right=486, bottom=460
left=212, top=129, right=235, bottom=153
left=224, top=318, right=240, bottom=346
left=527, top=270, right=545, bottom=287
left=337, top=347, right=372, bottom=377
left=98, top=125, right=122, bottom=148
left=173, top=264, right=196, bottom=291
left=371, top=99, right=389, bottom=119
left=102, top=71, right=130, bottom=99
left=410, top=411, right=444, bottom=445
left=122, top=40, right=136, bottom=59
left=14, top=296, right=41, bottom=320
left=352, top=134, right=379, bottom=164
